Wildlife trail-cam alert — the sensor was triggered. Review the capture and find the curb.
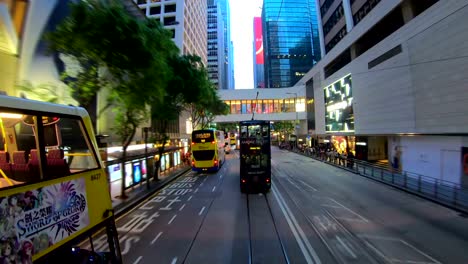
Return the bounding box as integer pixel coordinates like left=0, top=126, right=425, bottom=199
left=113, top=167, right=191, bottom=217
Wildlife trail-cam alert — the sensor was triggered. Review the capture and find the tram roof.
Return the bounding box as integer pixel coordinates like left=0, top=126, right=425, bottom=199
left=0, top=95, right=88, bottom=117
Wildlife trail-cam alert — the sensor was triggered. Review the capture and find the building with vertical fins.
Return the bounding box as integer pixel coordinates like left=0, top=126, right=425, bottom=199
left=215, top=0, right=234, bottom=90
left=207, top=0, right=225, bottom=90
left=206, top=0, right=234, bottom=90
left=262, top=0, right=321, bottom=88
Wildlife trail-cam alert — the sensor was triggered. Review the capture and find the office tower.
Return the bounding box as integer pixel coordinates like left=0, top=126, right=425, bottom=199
left=207, top=0, right=226, bottom=89
left=262, top=0, right=321, bottom=88
left=134, top=0, right=207, bottom=63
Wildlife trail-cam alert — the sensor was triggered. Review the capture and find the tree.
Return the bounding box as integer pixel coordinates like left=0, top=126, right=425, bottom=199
left=48, top=1, right=178, bottom=198
left=16, top=81, right=76, bottom=105
left=150, top=54, right=209, bottom=179
left=273, top=121, right=295, bottom=142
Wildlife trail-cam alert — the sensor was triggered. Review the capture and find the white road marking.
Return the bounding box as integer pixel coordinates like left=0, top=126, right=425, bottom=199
left=168, top=214, right=177, bottom=225
left=200, top=183, right=204, bottom=187
left=188, top=195, right=193, bottom=201
left=336, top=235, right=357, bottom=259
left=199, top=206, right=206, bottom=216
left=171, top=257, right=178, bottom=264
left=398, top=240, right=441, bottom=264
left=219, top=174, right=223, bottom=179
left=286, top=177, right=302, bottom=190
left=212, top=186, right=216, bottom=192
left=297, top=179, right=318, bottom=191
left=133, top=256, right=143, bottom=264
left=335, top=217, right=368, bottom=223
left=273, top=185, right=321, bottom=264
left=194, top=188, right=199, bottom=193
left=321, top=204, right=341, bottom=209
left=329, top=198, right=369, bottom=222
left=364, top=241, right=391, bottom=262
left=179, top=204, right=186, bottom=211
left=150, top=232, right=163, bottom=245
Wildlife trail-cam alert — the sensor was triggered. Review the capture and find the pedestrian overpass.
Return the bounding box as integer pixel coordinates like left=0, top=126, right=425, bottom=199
left=213, top=84, right=308, bottom=135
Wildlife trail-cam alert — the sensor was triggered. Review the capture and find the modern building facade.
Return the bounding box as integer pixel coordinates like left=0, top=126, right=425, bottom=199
left=134, top=0, right=207, bottom=64
left=207, top=0, right=225, bottom=90
left=298, top=0, right=468, bottom=185
left=253, top=17, right=265, bottom=88
left=262, top=0, right=321, bottom=88
left=206, top=0, right=233, bottom=90
left=216, top=0, right=234, bottom=90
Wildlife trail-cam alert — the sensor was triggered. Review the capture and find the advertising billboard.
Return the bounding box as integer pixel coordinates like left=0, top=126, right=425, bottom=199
left=0, top=178, right=89, bottom=262
left=324, top=74, right=354, bottom=133
left=254, top=17, right=264, bottom=65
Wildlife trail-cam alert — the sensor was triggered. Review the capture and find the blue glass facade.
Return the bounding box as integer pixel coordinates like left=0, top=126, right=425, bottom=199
left=262, top=0, right=321, bottom=88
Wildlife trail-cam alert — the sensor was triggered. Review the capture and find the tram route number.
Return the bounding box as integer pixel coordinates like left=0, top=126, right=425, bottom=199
left=90, top=173, right=101, bottom=181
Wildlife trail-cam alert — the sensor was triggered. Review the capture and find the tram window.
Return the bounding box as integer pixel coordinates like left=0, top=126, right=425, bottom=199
left=248, top=125, right=261, bottom=137
left=15, top=117, right=37, bottom=153
left=43, top=125, right=59, bottom=146
left=241, top=126, right=248, bottom=137
left=0, top=112, right=39, bottom=188
left=55, top=117, right=98, bottom=172
left=262, top=125, right=269, bottom=137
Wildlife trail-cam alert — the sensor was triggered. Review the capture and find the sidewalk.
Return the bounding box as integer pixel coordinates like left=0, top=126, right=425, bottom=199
left=109, top=164, right=191, bottom=216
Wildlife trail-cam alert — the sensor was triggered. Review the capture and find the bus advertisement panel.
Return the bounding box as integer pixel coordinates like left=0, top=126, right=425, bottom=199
left=239, top=120, right=271, bottom=193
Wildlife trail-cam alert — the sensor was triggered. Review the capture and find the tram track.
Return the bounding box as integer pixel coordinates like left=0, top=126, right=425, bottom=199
left=246, top=192, right=291, bottom=264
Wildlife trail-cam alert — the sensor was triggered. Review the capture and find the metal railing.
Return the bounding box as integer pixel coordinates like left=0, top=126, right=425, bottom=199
left=293, top=148, right=468, bottom=213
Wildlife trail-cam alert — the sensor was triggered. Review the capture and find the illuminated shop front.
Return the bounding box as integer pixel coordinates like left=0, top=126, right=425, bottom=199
left=324, top=74, right=354, bottom=133
left=331, top=136, right=355, bottom=155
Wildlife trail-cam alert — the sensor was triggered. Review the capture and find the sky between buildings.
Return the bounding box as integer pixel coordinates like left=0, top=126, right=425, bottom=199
left=230, top=0, right=263, bottom=89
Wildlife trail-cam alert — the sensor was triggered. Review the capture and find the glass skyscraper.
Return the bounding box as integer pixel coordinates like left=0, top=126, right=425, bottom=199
left=262, top=0, right=321, bottom=88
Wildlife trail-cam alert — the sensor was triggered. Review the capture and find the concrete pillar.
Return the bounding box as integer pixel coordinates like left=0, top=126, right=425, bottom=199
left=0, top=52, right=18, bottom=96
left=314, top=0, right=326, bottom=57
left=350, top=44, right=358, bottom=59
left=342, top=0, right=354, bottom=33
left=401, top=0, right=416, bottom=23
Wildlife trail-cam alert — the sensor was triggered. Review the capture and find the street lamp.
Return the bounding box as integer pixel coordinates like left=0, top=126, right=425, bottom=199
left=143, top=127, right=150, bottom=190
left=286, top=92, right=298, bottom=149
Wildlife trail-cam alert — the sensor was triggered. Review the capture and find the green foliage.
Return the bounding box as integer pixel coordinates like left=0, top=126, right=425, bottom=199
left=273, top=121, right=295, bottom=135
left=16, top=81, right=76, bottom=105
left=215, top=123, right=238, bottom=133
left=47, top=0, right=178, bottom=112
left=47, top=0, right=179, bottom=195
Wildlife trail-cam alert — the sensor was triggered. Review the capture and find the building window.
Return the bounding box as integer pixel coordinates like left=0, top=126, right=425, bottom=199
left=353, top=0, right=381, bottom=25
left=320, top=0, right=336, bottom=17
left=325, top=26, right=347, bottom=53
left=165, top=4, right=176, bottom=13
left=149, top=6, right=161, bottom=15
left=323, top=3, right=344, bottom=36
left=163, top=16, right=176, bottom=26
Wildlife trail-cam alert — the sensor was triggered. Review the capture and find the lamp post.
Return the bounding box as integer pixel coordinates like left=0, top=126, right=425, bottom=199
left=143, top=127, right=150, bottom=190
left=286, top=92, right=298, bottom=149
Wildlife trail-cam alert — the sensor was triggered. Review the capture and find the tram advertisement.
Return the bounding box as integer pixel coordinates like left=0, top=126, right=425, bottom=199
left=0, top=178, right=89, bottom=262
